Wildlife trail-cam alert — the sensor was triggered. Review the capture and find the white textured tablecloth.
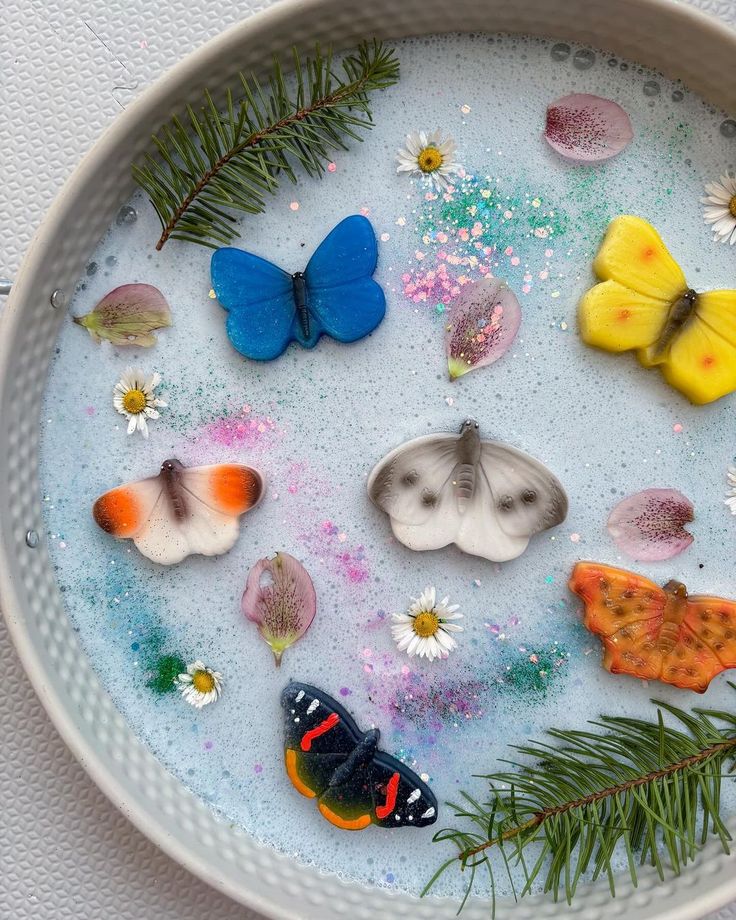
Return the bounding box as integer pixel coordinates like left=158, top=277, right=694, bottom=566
left=2, top=1, right=736, bottom=917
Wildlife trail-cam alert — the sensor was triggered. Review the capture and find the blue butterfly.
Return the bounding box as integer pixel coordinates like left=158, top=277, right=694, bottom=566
left=210, top=215, right=386, bottom=361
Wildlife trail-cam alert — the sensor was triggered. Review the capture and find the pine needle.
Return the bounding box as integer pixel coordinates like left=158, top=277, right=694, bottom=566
left=132, top=40, right=399, bottom=250
left=423, top=686, right=736, bottom=916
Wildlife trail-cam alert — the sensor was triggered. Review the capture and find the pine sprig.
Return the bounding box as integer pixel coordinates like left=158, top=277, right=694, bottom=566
left=424, top=689, right=736, bottom=915
left=132, top=40, right=399, bottom=250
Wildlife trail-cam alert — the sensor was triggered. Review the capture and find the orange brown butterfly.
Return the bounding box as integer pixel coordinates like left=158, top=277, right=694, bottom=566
left=570, top=562, right=736, bottom=692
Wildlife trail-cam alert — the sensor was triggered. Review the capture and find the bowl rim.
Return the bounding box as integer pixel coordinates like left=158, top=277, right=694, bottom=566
left=4, top=0, right=736, bottom=917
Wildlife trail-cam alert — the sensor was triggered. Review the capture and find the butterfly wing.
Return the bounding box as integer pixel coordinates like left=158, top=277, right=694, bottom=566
left=281, top=683, right=361, bottom=797
left=657, top=291, right=736, bottom=404
left=93, top=475, right=164, bottom=539
left=210, top=249, right=297, bottom=360
left=474, top=441, right=568, bottom=560
left=304, top=215, right=386, bottom=343
left=569, top=562, right=667, bottom=681
left=316, top=752, right=439, bottom=831
left=591, top=215, right=687, bottom=301
left=368, top=752, right=438, bottom=828
left=579, top=216, right=686, bottom=354
left=367, top=433, right=461, bottom=550
left=662, top=593, right=736, bottom=692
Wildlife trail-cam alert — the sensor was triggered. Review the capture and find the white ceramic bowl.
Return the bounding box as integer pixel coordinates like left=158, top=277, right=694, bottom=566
left=3, top=0, right=736, bottom=917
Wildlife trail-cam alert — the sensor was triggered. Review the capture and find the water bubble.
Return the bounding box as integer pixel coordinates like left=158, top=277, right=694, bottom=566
left=620, top=62, right=629, bottom=71
left=50, top=289, right=66, bottom=309
left=720, top=119, right=736, bottom=138
left=643, top=80, right=660, bottom=97
left=105, top=255, right=117, bottom=267
left=572, top=49, right=596, bottom=70
left=25, top=530, right=39, bottom=548
left=608, top=58, right=618, bottom=67
left=550, top=43, right=570, bottom=61
left=671, top=89, right=684, bottom=102
left=116, top=205, right=138, bottom=226
left=86, top=262, right=98, bottom=276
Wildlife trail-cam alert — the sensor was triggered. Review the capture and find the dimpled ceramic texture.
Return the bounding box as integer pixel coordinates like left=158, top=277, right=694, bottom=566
left=4, top=2, right=736, bottom=920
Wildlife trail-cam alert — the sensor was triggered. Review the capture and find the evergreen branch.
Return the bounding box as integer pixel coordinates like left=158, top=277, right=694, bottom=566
left=132, top=40, right=399, bottom=250
left=424, top=688, right=736, bottom=916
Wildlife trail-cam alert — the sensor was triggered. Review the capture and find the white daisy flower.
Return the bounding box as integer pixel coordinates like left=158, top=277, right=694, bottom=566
left=391, top=586, right=463, bottom=662
left=726, top=466, right=736, bottom=515
left=175, top=661, right=223, bottom=709
left=113, top=367, right=167, bottom=438
left=701, top=174, right=736, bottom=244
left=396, top=130, right=461, bottom=190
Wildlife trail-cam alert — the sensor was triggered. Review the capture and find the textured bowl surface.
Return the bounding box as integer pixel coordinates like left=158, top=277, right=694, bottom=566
left=4, top=1, right=736, bottom=918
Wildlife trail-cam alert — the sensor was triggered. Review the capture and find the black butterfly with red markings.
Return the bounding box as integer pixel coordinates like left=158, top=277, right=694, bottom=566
left=281, top=682, right=438, bottom=831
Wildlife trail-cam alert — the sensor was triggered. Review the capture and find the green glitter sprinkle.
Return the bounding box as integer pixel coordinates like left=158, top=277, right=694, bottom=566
left=147, top=654, right=187, bottom=694
left=500, top=646, right=568, bottom=697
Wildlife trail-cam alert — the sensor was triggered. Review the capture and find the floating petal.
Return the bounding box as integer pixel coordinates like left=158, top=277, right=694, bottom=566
left=544, top=93, right=633, bottom=163
left=607, top=488, right=694, bottom=561
left=444, top=277, right=521, bottom=380
left=73, top=283, right=172, bottom=346
left=241, top=552, right=316, bottom=666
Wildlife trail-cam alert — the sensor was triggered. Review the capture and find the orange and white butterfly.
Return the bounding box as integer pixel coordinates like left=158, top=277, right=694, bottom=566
left=93, top=459, right=264, bottom=565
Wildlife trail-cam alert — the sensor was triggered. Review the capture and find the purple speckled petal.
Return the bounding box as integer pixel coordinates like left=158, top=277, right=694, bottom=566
left=607, top=489, right=694, bottom=561
left=72, top=283, right=172, bottom=346
left=242, top=552, right=316, bottom=666
left=445, top=277, right=521, bottom=380
left=544, top=93, right=633, bottom=163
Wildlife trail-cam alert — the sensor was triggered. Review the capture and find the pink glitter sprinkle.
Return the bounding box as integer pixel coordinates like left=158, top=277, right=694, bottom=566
left=545, top=248, right=554, bottom=257
left=522, top=284, right=531, bottom=294
left=360, top=206, right=371, bottom=216
left=673, top=423, right=683, bottom=433
left=203, top=740, right=213, bottom=750
left=289, top=201, right=299, bottom=211
left=254, top=763, right=263, bottom=773
left=206, top=407, right=277, bottom=449
left=504, top=246, right=513, bottom=256
left=380, top=232, right=390, bottom=242
left=327, top=162, right=337, bottom=172
left=84, top=406, right=96, bottom=416
left=570, top=533, right=581, bottom=543
left=510, top=256, right=520, bottom=266
left=539, top=270, right=549, bottom=280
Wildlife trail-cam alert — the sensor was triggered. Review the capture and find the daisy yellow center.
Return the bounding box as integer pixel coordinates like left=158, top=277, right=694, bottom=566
left=412, top=611, right=440, bottom=637
left=417, top=146, right=443, bottom=174
left=192, top=670, right=215, bottom=693
left=729, top=195, right=736, bottom=219
left=122, top=389, right=147, bottom=414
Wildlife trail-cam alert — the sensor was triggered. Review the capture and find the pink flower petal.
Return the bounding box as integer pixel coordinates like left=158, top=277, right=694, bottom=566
left=607, top=489, right=694, bottom=561
left=544, top=93, right=633, bottom=163
left=241, top=552, right=316, bottom=666
left=445, top=277, right=521, bottom=380
left=72, top=283, right=172, bottom=346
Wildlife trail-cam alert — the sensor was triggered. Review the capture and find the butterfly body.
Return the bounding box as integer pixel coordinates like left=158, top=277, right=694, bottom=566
left=93, top=459, right=263, bottom=565
left=368, top=420, right=568, bottom=562
left=569, top=562, right=736, bottom=692
left=211, top=215, right=386, bottom=361
left=579, top=215, right=736, bottom=404
left=281, top=683, right=437, bottom=830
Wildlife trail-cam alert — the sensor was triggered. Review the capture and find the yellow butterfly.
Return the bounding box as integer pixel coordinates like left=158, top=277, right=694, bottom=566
left=579, top=215, right=736, bottom=404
